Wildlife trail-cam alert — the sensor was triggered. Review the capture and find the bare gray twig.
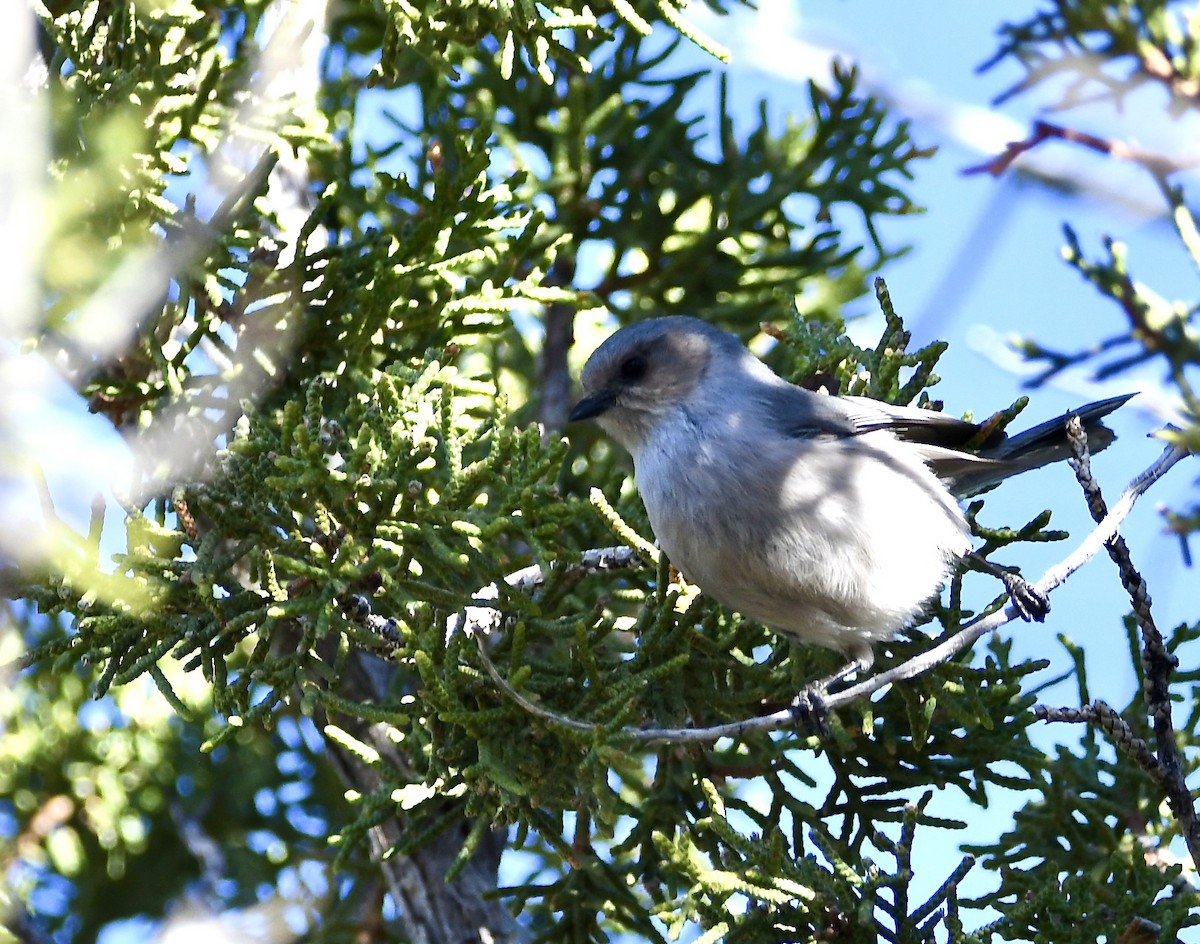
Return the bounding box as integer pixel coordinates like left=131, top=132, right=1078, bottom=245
left=1058, top=416, right=1200, bottom=869
left=1033, top=700, right=1167, bottom=785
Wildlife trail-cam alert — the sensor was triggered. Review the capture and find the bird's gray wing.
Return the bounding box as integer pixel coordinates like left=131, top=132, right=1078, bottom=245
left=758, top=382, right=1134, bottom=496
left=835, top=396, right=1004, bottom=449
left=750, top=383, right=858, bottom=438
left=758, top=384, right=992, bottom=449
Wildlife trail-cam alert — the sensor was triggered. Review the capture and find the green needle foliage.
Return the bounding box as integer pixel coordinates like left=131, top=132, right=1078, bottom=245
left=4, top=1, right=1199, bottom=942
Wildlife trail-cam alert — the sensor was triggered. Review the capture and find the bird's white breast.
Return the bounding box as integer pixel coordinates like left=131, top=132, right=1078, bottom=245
left=632, top=410, right=970, bottom=652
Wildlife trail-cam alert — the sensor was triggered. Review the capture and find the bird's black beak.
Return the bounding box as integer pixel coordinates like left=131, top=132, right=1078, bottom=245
left=568, top=390, right=615, bottom=422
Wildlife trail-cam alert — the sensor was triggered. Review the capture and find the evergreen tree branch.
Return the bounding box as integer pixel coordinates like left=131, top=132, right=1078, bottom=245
left=318, top=654, right=517, bottom=944
left=250, top=7, right=517, bottom=935
left=353, top=435, right=1190, bottom=745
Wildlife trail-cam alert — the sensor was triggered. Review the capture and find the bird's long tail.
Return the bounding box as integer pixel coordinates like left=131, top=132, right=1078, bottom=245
left=949, top=393, right=1135, bottom=496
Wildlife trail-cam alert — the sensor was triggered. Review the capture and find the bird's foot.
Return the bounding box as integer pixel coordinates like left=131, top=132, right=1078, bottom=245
left=999, top=571, right=1049, bottom=622
left=789, top=647, right=873, bottom=738
left=790, top=686, right=831, bottom=739
left=967, top=551, right=1049, bottom=622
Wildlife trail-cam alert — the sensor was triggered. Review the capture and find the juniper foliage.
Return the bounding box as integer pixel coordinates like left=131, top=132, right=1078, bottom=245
left=3, top=1, right=1198, bottom=942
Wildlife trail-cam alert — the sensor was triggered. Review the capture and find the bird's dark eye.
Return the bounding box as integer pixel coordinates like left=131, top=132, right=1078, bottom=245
left=619, top=355, right=647, bottom=382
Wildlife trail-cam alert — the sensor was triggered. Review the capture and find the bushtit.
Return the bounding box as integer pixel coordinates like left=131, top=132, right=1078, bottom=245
left=569, top=316, right=1130, bottom=672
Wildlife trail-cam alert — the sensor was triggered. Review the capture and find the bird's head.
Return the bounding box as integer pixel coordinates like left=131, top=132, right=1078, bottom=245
left=569, top=316, right=742, bottom=453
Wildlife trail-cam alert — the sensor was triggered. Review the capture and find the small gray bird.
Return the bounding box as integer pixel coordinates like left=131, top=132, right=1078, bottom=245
left=569, top=316, right=1130, bottom=672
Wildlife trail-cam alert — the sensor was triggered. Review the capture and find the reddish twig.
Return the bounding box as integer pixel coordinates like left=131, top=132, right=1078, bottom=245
left=964, top=120, right=1200, bottom=179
